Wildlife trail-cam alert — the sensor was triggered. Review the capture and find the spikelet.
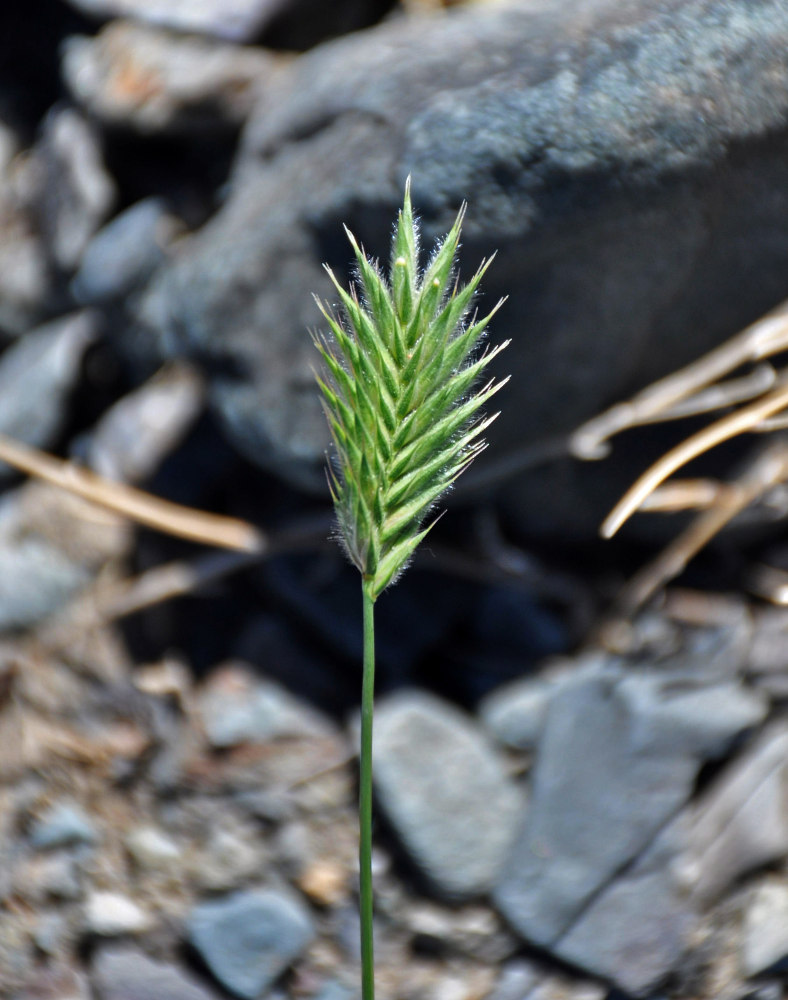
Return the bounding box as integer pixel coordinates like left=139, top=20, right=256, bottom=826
left=313, top=179, right=508, bottom=601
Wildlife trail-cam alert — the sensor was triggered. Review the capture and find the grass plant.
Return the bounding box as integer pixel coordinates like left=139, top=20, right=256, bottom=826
left=312, top=179, right=507, bottom=1000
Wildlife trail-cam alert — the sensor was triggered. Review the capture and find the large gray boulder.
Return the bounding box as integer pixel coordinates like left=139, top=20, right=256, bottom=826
left=137, top=0, right=788, bottom=532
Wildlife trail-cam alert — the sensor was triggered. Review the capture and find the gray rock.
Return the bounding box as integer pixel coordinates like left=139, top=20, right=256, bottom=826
left=742, top=879, right=788, bottom=978
left=0, top=534, right=91, bottom=631
left=555, top=815, right=695, bottom=997
left=137, top=0, right=788, bottom=534
left=493, top=662, right=763, bottom=948
left=485, top=960, right=540, bottom=1000
left=71, top=198, right=180, bottom=305
left=0, top=310, right=97, bottom=462
left=30, top=801, right=97, bottom=850
left=479, top=675, right=557, bottom=751
left=63, top=22, right=285, bottom=135
left=192, top=826, right=265, bottom=892
left=86, top=360, right=204, bottom=483
left=34, top=854, right=83, bottom=900
left=37, top=108, right=115, bottom=273
left=93, top=944, right=222, bottom=1000
left=686, top=724, right=788, bottom=905
left=0, top=125, right=50, bottom=335
left=187, top=889, right=315, bottom=999
left=615, top=672, right=768, bottom=760
left=372, top=690, right=522, bottom=900
left=197, top=662, right=333, bottom=748
left=60, top=0, right=370, bottom=43
left=32, top=913, right=72, bottom=955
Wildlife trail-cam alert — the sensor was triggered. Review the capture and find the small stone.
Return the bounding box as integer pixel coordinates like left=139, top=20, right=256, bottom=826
left=85, top=891, right=152, bottom=936
left=194, top=827, right=263, bottom=891
left=125, top=826, right=181, bottom=870
left=198, top=663, right=332, bottom=748
left=486, top=961, right=540, bottom=1000
left=63, top=21, right=285, bottom=134
left=61, top=0, right=328, bottom=42
left=0, top=125, right=50, bottom=335
left=372, top=690, right=522, bottom=899
left=33, top=912, right=71, bottom=955
left=33, top=854, right=83, bottom=901
left=30, top=802, right=97, bottom=850
left=93, top=943, right=221, bottom=1000
left=296, top=858, right=348, bottom=907
left=86, top=361, right=204, bottom=485
left=742, top=879, right=788, bottom=977
left=187, top=889, right=315, bottom=999
left=0, top=311, right=97, bottom=464
left=479, top=675, right=560, bottom=750
left=37, top=107, right=115, bottom=272
left=72, top=197, right=179, bottom=304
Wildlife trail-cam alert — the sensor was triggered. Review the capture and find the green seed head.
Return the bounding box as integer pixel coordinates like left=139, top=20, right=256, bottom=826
left=313, top=178, right=508, bottom=601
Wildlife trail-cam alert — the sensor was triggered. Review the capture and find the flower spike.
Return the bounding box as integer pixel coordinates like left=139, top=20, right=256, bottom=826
left=314, top=178, right=507, bottom=600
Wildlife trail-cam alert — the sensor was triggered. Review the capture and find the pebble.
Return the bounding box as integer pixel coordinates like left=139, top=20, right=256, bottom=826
left=37, top=108, right=115, bottom=272
left=63, top=21, right=285, bottom=135
left=33, top=912, right=72, bottom=955
left=742, top=879, right=788, bottom=977
left=0, top=310, right=97, bottom=462
left=0, top=129, right=50, bottom=335
left=71, top=198, right=180, bottom=305
left=30, top=802, right=97, bottom=850
left=62, top=0, right=300, bottom=42
left=84, top=891, right=152, bottom=936
left=31, top=853, right=84, bottom=901
left=187, top=889, right=315, bottom=999
left=479, top=674, right=562, bottom=750
left=86, top=361, right=204, bottom=483
left=486, top=961, right=540, bottom=1000
left=124, top=825, right=181, bottom=870
left=92, top=943, right=222, bottom=1000
left=296, top=858, right=348, bottom=907
left=193, top=826, right=264, bottom=891
left=372, top=690, right=522, bottom=900
left=197, top=662, right=333, bottom=748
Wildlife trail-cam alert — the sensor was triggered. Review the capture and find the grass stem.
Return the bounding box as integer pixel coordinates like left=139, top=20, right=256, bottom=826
left=359, top=580, right=376, bottom=1000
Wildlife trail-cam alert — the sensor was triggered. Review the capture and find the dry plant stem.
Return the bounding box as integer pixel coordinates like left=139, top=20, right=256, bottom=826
left=572, top=299, right=788, bottom=460
left=0, top=431, right=263, bottom=552
left=359, top=581, right=376, bottom=1000
left=602, top=377, right=788, bottom=538
left=611, top=440, right=788, bottom=615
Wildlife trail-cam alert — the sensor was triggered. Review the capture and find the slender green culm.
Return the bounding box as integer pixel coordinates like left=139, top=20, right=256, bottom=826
left=312, top=178, right=508, bottom=1000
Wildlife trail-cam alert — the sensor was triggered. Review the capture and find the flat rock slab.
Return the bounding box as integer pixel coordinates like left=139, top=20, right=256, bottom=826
left=139, top=0, right=788, bottom=535
left=492, top=661, right=768, bottom=993
left=372, top=690, right=522, bottom=900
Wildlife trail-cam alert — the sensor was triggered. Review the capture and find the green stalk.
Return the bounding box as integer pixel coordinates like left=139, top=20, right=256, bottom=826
left=359, top=580, right=376, bottom=1000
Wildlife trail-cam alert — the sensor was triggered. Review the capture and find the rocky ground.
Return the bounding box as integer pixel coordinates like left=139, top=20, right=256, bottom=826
left=3, top=0, right=788, bottom=998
